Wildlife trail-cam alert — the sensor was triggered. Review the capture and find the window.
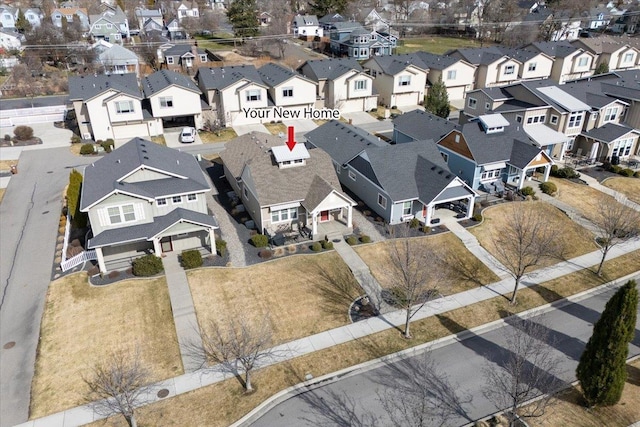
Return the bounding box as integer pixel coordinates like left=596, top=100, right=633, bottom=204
left=480, top=169, right=501, bottom=181
left=282, top=87, right=293, bottom=97
left=528, top=62, right=537, bottom=72
left=107, top=204, right=136, bottom=224
left=447, top=69, right=457, bottom=80
left=624, top=52, right=634, bottom=63
left=167, top=57, right=174, bottom=64
left=355, top=79, right=367, bottom=90
left=243, top=186, right=248, bottom=198
left=603, top=106, right=619, bottom=122
left=200, top=54, right=207, bottom=62
left=360, top=49, right=367, bottom=56
left=566, top=138, right=575, bottom=151
left=246, top=89, right=261, bottom=102
left=441, top=152, right=448, bottom=162
left=94, top=24, right=101, bottom=29
left=468, top=98, right=477, bottom=109
left=187, top=193, right=197, bottom=202
left=612, top=138, right=634, bottom=157
left=348, top=170, right=356, bottom=181
left=526, top=114, right=546, bottom=124
left=567, top=111, right=583, bottom=129
left=106, top=23, right=112, bottom=29
left=172, top=195, right=182, bottom=204
left=516, top=115, right=523, bottom=123
left=578, top=57, right=589, bottom=67
left=398, top=75, right=411, bottom=86
left=485, top=102, right=491, bottom=110
left=157, top=198, right=167, bottom=206
left=504, top=65, right=515, bottom=75
left=402, top=201, right=412, bottom=215
left=159, top=97, right=173, bottom=108
left=271, top=207, right=298, bottom=223
left=550, top=115, right=559, bottom=125
left=377, top=193, right=387, bottom=209
left=115, top=100, right=134, bottom=114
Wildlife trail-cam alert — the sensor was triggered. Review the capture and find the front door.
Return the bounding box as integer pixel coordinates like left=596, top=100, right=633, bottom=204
left=422, top=205, right=427, bottom=219
left=160, top=236, right=173, bottom=252
left=320, top=210, right=329, bottom=222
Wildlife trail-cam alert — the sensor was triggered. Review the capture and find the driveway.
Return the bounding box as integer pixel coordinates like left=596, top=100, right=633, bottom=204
left=249, top=280, right=640, bottom=426
left=0, top=148, right=94, bottom=427
left=0, top=123, right=73, bottom=161
left=397, top=104, right=423, bottom=113
left=233, top=123, right=270, bottom=136
left=341, top=111, right=377, bottom=126
left=282, top=119, right=317, bottom=142
left=164, top=127, right=203, bottom=148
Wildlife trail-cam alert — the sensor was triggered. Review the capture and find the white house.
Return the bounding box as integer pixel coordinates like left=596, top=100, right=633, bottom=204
left=362, top=54, right=428, bottom=107
left=257, top=63, right=317, bottom=112
left=292, top=14, right=323, bottom=39
left=0, top=29, right=24, bottom=51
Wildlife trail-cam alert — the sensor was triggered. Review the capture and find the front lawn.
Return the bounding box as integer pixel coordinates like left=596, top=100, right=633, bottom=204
left=549, top=177, right=620, bottom=222
left=469, top=201, right=598, bottom=269
left=396, top=36, right=491, bottom=55
left=30, top=274, right=182, bottom=418
left=199, top=128, right=238, bottom=143
left=602, top=176, right=640, bottom=205
left=354, top=232, right=500, bottom=294
left=263, top=122, right=288, bottom=135
left=188, top=252, right=359, bottom=346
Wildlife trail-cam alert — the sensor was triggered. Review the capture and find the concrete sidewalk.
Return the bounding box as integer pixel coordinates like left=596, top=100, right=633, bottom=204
left=18, top=236, right=640, bottom=427
left=580, top=174, right=640, bottom=211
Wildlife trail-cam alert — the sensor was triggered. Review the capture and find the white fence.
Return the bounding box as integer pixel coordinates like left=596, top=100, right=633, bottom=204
left=0, top=105, right=66, bottom=127
left=61, top=249, right=97, bottom=272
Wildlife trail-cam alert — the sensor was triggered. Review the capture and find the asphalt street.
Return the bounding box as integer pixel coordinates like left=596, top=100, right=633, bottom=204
left=250, top=279, right=640, bottom=427
left=0, top=148, right=94, bottom=427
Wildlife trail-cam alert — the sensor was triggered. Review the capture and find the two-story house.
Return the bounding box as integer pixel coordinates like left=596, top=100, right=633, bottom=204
left=318, top=12, right=345, bottom=33
left=0, top=5, right=17, bottom=28
left=298, top=58, right=378, bottom=112
left=23, top=8, right=43, bottom=28
left=329, top=22, right=397, bottom=59
left=0, top=29, right=24, bottom=51
left=497, top=48, right=554, bottom=81
left=68, top=73, right=162, bottom=141
left=162, top=44, right=210, bottom=73
left=292, top=14, right=323, bottom=40
left=412, top=51, right=477, bottom=103
left=257, top=63, right=317, bottom=115
left=448, top=47, right=523, bottom=89
left=572, top=36, right=640, bottom=71
left=134, top=8, right=163, bottom=32
left=177, top=1, right=199, bottom=21
left=220, top=132, right=355, bottom=238
left=526, top=41, right=596, bottom=83
left=362, top=54, right=428, bottom=108
left=93, top=40, right=140, bottom=76
left=51, top=7, right=90, bottom=30
left=89, top=6, right=130, bottom=43
left=80, top=138, right=218, bottom=273
left=141, top=69, right=204, bottom=129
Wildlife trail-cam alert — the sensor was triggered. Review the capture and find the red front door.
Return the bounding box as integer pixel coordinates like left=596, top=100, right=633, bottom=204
left=320, top=210, right=329, bottom=222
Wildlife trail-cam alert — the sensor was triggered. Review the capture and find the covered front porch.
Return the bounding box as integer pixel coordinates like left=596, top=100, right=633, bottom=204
left=302, top=184, right=356, bottom=238
left=413, top=180, right=477, bottom=226
left=504, top=153, right=553, bottom=190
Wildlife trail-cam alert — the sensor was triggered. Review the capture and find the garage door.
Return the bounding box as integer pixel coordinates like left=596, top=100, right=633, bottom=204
left=394, top=92, right=418, bottom=107
left=340, top=99, right=364, bottom=113
left=447, top=86, right=466, bottom=102
left=113, top=123, right=149, bottom=139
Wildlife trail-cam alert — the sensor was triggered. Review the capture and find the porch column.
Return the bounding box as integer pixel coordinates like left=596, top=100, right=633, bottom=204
left=466, top=196, right=474, bottom=219
left=424, top=203, right=433, bottom=226
left=312, top=212, right=318, bottom=236
left=517, top=170, right=526, bottom=189
left=153, top=237, right=162, bottom=257
left=346, top=205, right=352, bottom=228
left=95, top=247, right=107, bottom=274
left=543, top=164, right=551, bottom=182
left=208, top=228, right=217, bottom=255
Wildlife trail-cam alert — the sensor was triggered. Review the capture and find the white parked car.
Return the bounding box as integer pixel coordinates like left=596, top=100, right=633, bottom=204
left=180, top=127, right=196, bottom=143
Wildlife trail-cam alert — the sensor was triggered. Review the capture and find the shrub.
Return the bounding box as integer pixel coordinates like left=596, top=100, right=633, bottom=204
left=322, top=240, right=334, bottom=250
left=80, top=143, right=95, bottom=155
left=635, top=171, right=640, bottom=178
left=101, top=139, right=115, bottom=153
left=215, top=239, right=227, bottom=256
left=132, top=254, right=163, bottom=276
left=422, top=225, right=431, bottom=233
left=311, top=242, right=323, bottom=252
left=409, top=217, right=420, bottom=229
left=346, top=236, right=358, bottom=246
left=619, top=168, right=634, bottom=177
left=250, top=234, right=268, bottom=247
left=539, top=181, right=557, bottom=195
left=610, top=165, right=622, bottom=174
left=360, top=235, right=371, bottom=244
left=70, top=134, right=81, bottom=144
left=553, top=166, right=581, bottom=179
left=550, top=164, right=559, bottom=176
left=521, top=186, right=536, bottom=196
left=4, top=134, right=11, bottom=141
left=181, top=249, right=203, bottom=269
left=13, top=125, right=33, bottom=140
left=258, top=249, right=273, bottom=259
left=473, top=213, right=483, bottom=222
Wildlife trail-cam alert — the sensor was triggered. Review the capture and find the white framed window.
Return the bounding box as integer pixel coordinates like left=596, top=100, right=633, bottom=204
left=107, top=204, right=136, bottom=224
left=115, top=100, right=134, bottom=114
left=528, top=62, right=537, bottom=72
left=447, top=69, right=457, bottom=80
left=282, top=87, right=293, bottom=97
left=355, top=79, right=367, bottom=90
left=578, top=57, right=589, bottom=67
left=187, top=193, right=197, bottom=202
left=398, top=75, right=411, bottom=86
left=526, top=114, right=546, bottom=124
left=566, top=138, right=575, bottom=151
left=603, top=106, right=618, bottom=122
left=157, top=198, right=167, bottom=206
left=94, top=24, right=101, bottom=29
left=199, top=54, right=207, bottom=62
left=550, top=115, right=559, bottom=125
left=480, top=169, right=501, bottom=181
left=504, top=65, right=515, bottom=75
left=167, top=57, right=174, bottom=64
left=271, top=207, right=298, bottom=223
left=468, top=98, right=477, bottom=109
left=159, top=97, right=173, bottom=108
left=485, top=102, right=491, bottom=110
left=106, top=23, right=112, bottom=29
left=612, top=138, right=634, bottom=157
left=377, top=193, right=387, bottom=209
left=624, top=52, right=634, bottom=63
left=246, top=89, right=261, bottom=102
left=402, top=201, right=411, bottom=215
left=172, top=195, right=182, bottom=204
left=567, top=111, right=583, bottom=129
left=348, top=170, right=356, bottom=181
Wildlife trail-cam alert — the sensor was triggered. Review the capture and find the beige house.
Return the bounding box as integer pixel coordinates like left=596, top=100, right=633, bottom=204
left=526, top=41, right=597, bottom=83
left=412, top=52, right=477, bottom=102
left=258, top=63, right=317, bottom=113
left=142, top=69, right=204, bottom=129
left=572, top=36, right=640, bottom=71
left=362, top=55, right=428, bottom=107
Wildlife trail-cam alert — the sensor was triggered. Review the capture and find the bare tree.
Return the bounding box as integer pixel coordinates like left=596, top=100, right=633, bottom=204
left=188, top=311, right=283, bottom=392
left=590, top=198, right=640, bottom=276
left=260, top=0, right=292, bottom=59
left=490, top=203, right=563, bottom=304
left=82, top=349, right=154, bottom=427
left=383, top=227, right=448, bottom=338
left=483, top=316, right=567, bottom=427
left=136, top=34, right=164, bottom=71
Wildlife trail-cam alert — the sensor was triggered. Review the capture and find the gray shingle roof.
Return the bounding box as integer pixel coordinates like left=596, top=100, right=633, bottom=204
left=393, top=109, right=458, bottom=141
left=305, top=120, right=385, bottom=165
left=258, top=63, right=311, bottom=87
left=450, top=47, right=506, bottom=65
left=497, top=47, right=544, bottom=63
left=68, top=73, right=141, bottom=101
left=299, top=58, right=363, bottom=81
left=318, top=13, right=344, bottom=24
left=87, top=207, right=218, bottom=248
left=302, top=175, right=339, bottom=212
left=293, top=14, right=319, bottom=26
left=581, top=123, right=639, bottom=143
left=163, top=44, right=206, bottom=57
left=412, top=51, right=465, bottom=70
left=80, top=137, right=210, bottom=210
left=367, top=53, right=428, bottom=74
left=141, top=69, right=201, bottom=96
left=195, top=65, right=264, bottom=90
left=509, top=139, right=546, bottom=169
left=527, top=41, right=579, bottom=58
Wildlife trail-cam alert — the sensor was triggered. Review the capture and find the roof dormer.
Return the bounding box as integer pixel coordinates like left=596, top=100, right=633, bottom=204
left=272, top=143, right=310, bottom=169
left=478, top=114, right=510, bottom=134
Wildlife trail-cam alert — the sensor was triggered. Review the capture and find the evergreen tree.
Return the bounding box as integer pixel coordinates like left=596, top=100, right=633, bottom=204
left=425, top=76, right=450, bottom=118
left=227, top=0, right=259, bottom=38
left=309, top=0, right=348, bottom=16
left=576, top=280, right=638, bottom=407
left=594, top=61, right=609, bottom=75
left=15, top=10, right=32, bottom=34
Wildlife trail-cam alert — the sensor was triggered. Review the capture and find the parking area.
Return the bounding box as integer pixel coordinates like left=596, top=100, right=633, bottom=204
left=0, top=123, right=73, bottom=160
left=164, top=127, right=203, bottom=148
left=232, top=123, right=270, bottom=136
left=341, top=111, right=378, bottom=125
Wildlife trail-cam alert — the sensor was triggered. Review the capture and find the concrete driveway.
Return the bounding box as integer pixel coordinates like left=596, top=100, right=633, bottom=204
left=164, top=127, right=203, bottom=148
left=0, top=123, right=73, bottom=161
left=282, top=119, right=317, bottom=142
left=397, top=104, right=423, bottom=113
left=341, top=111, right=377, bottom=125
left=233, top=123, right=270, bottom=136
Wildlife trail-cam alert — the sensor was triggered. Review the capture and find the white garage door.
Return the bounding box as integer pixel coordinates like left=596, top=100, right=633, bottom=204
left=447, top=86, right=466, bottom=102
left=394, top=92, right=419, bottom=107
left=113, top=123, right=149, bottom=139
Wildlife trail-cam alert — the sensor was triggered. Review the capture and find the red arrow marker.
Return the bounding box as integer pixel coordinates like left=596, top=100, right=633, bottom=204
left=286, top=126, right=296, bottom=151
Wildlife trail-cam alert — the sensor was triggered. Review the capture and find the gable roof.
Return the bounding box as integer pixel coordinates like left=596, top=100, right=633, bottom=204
left=393, top=109, right=458, bottom=141
left=527, top=41, right=581, bottom=58
left=293, top=14, right=319, bottom=26
left=68, top=73, right=141, bottom=101
left=318, top=13, right=344, bottom=24
left=258, top=62, right=312, bottom=87
left=163, top=44, right=206, bottom=57
left=581, top=123, right=639, bottom=143
left=97, top=44, right=139, bottom=64
left=141, top=69, right=201, bottom=96
left=195, top=65, right=264, bottom=90
left=80, top=137, right=210, bottom=210
left=299, top=58, right=363, bottom=81
left=366, top=53, right=428, bottom=74
left=449, top=46, right=508, bottom=65
left=412, top=51, right=473, bottom=71
left=305, top=120, right=386, bottom=165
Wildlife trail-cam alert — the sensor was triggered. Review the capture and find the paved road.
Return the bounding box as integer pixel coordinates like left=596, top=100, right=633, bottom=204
left=250, top=279, right=640, bottom=427
left=0, top=148, right=94, bottom=427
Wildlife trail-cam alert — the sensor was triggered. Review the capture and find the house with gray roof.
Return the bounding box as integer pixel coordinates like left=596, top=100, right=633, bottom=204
left=142, top=69, right=204, bottom=129
left=525, top=41, right=596, bottom=83
left=80, top=137, right=218, bottom=273
left=257, top=63, right=317, bottom=112
left=448, top=47, right=523, bottom=89
left=134, top=8, right=162, bottom=32
left=0, top=5, right=17, bottom=28
left=51, top=7, right=90, bottom=30
left=362, top=54, right=428, bottom=107
left=292, top=14, right=323, bottom=39
left=305, top=120, right=476, bottom=226
left=219, top=131, right=355, bottom=238
left=89, top=5, right=130, bottom=43
left=411, top=52, right=477, bottom=102
left=162, top=44, right=211, bottom=73
left=577, top=123, right=640, bottom=163
left=93, top=40, right=140, bottom=76
left=328, top=21, right=397, bottom=60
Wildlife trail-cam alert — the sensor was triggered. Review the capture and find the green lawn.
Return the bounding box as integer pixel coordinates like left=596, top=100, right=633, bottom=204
left=396, top=36, right=491, bottom=55
left=194, top=34, right=238, bottom=51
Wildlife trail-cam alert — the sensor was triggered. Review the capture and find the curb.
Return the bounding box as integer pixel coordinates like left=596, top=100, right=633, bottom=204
left=232, top=271, right=640, bottom=426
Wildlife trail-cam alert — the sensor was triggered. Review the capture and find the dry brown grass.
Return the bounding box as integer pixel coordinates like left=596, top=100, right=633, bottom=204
left=69, top=143, right=83, bottom=155
left=87, top=249, right=640, bottom=427
left=528, top=359, right=640, bottom=427
left=0, top=159, right=18, bottom=171
left=550, top=177, right=619, bottom=221
left=263, top=122, right=288, bottom=135
left=199, top=128, right=238, bottom=143
left=602, top=177, right=640, bottom=205
left=30, top=274, right=182, bottom=419
left=354, top=233, right=500, bottom=294
left=201, top=153, right=220, bottom=161
left=150, top=135, right=166, bottom=146
left=0, top=188, right=5, bottom=203
left=188, top=252, right=358, bottom=346
left=470, top=201, right=598, bottom=269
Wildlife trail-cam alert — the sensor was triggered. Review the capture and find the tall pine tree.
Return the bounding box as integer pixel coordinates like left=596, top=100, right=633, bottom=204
left=425, top=76, right=450, bottom=118
left=227, top=0, right=259, bottom=38
left=576, top=280, right=638, bottom=407
left=308, top=0, right=348, bottom=16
